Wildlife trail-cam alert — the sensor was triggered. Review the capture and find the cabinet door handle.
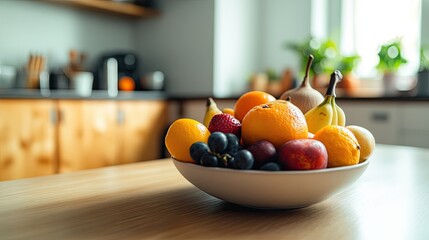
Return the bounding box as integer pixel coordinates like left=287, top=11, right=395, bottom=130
left=117, top=109, right=125, bottom=125
left=50, top=108, right=58, bottom=124
left=371, top=112, right=389, bottom=122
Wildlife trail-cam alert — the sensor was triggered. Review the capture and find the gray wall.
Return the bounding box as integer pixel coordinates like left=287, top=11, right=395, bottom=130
left=135, top=0, right=312, bottom=97
left=0, top=0, right=310, bottom=97
left=258, top=0, right=312, bottom=75
left=1, top=0, right=427, bottom=96
left=136, top=0, right=215, bottom=97
left=213, top=0, right=259, bottom=97
left=0, top=0, right=137, bottom=71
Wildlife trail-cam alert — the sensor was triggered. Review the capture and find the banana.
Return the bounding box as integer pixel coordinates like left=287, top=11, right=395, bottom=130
left=304, top=70, right=346, bottom=133
left=335, top=101, right=346, bottom=126
left=203, top=97, right=222, bottom=127
left=330, top=96, right=338, bottom=125
left=305, top=96, right=334, bottom=134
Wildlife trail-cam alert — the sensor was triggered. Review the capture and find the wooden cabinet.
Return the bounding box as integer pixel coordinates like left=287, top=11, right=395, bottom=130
left=117, top=101, right=168, bottom=164
left=58, top=100, right=119, bottom=173
left=0, top=100, right=56, bottom=181
left=0, top=99, right=168, bottom=180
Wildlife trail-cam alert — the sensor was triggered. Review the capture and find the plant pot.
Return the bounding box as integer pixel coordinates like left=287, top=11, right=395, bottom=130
left=382, top=73, right=399, bottom=96
left=312, top=74, right=329, bottom=88
left=416, top=70, right=429, bottom=96
left=341, top=73, right=359, bottom=96
left=249, top=73, right=269, bottom=91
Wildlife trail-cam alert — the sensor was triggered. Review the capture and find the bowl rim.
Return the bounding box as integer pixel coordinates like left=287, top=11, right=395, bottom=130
left=172, top=158, right=370, bottom=175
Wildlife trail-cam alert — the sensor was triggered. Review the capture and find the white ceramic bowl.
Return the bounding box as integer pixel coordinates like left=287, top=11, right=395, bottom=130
left=173, top=159, right=370, bottom=209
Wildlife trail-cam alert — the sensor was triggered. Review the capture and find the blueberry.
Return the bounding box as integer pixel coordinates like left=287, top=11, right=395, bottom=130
left=208, top=132, right=228, bottom=154
left=233, top=149, right=254, bottom=170
left=190, top=142, right=210, bottom=164
left=260, top=162, right=281, bottom=171
left=200, top=153, right=219, bottom=167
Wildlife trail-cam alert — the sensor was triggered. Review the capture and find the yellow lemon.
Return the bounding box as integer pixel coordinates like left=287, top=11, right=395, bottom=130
left=346, top=125, right=375, bottom=163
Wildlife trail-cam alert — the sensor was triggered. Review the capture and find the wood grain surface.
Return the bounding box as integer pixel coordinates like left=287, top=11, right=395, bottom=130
left=1, top=144, right=429, bottom=240
left=58, top=100, right=119, bottom=172
left=0, top=100, right=56, bottom=181
left=117, top=100, right=168, bottom=164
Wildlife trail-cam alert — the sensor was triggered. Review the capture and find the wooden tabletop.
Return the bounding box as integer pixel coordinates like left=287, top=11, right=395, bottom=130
left=1, top=144, right=429, bottom=240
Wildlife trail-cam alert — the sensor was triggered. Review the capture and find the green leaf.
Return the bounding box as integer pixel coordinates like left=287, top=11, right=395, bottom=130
left=376, top=39, right=408, bottom=73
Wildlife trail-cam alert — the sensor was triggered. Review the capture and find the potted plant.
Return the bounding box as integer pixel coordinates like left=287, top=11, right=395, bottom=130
left=286, top=37, right=339, bottom=88
left=264, top=68, right=284, bottom=97
left=376, top=39, right=408, bottom=95
left=337, top=55, right=360, bottom=95
left=417, top=46, right=429, bottom=96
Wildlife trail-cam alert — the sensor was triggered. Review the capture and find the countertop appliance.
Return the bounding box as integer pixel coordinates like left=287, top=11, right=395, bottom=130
left=94, top=52, right=140, bottom=92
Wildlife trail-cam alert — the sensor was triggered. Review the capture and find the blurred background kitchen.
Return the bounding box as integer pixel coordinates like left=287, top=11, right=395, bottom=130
left=1, top=0, right=428, bottom=181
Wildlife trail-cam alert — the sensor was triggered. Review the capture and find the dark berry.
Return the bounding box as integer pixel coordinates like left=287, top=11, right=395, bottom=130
left=208, top=132, right=228, bottom=154
left=233, top=149, right=254, bottom=170
left=190, top=142, right=210, bottom=164
left=225, top=133, right=239, bottom=156
left=217, top=154, right=234, bottom=168
left=200, top=153, right=219, bottom=167
left=246, top=140, right=277, bottom=168
left=260, top=162, right=281, bottom=171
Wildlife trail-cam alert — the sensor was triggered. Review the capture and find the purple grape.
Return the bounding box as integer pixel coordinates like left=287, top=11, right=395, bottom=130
left=190, top=142, right=210, bottom=164
left=208, top=132, right=228, bottom=154
left=200, top=153, right=219, bottom=167
left=246, top=140, right=277, bottom=168
left=232, top=149, right=254, bottom=170
left=260, top=162, right=281, bottom=171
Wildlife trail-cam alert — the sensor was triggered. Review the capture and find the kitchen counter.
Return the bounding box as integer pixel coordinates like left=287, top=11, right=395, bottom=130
left=1, top=144, right=428, bottom=239
left=0, top=89, right=167, bottom=100
left=2, top=89, right=429, bottom=101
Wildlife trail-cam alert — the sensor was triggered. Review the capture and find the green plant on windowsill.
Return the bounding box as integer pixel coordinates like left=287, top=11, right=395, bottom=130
left=286, top=37, right=339, bottom=87
left=377, top=39, right=408, bottom=95
left=265, top=68, right=280, bottom=82
left=376, top=39, right=408, bottom=74
left=264, top=68, right=284, bottom=97
left=337, top=55, right=360, bottom=74
left=337, top=55, right=360, bottom=95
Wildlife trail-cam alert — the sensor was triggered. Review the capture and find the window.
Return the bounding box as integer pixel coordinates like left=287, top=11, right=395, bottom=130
left=341, top=0, right=422, bottom=80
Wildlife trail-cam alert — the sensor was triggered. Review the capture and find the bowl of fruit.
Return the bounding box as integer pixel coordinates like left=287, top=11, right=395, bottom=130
left=165, top=69, right=375, bottom=209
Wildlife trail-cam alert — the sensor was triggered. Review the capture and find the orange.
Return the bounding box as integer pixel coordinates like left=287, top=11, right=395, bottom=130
left=346, top=125, right=375, bottom=163
left=165, top=118, right=210, bottom=163
left=118, top=76, right=135, bottom=91
left=241, top=100, right=308, bottom=148
left=234, top=91, right=276, bottom=122
left=313, top=125, right=360, bottom=167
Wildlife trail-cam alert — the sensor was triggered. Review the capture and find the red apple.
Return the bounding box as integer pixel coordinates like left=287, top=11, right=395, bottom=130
left=278, top=139, right=328, bottom=170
